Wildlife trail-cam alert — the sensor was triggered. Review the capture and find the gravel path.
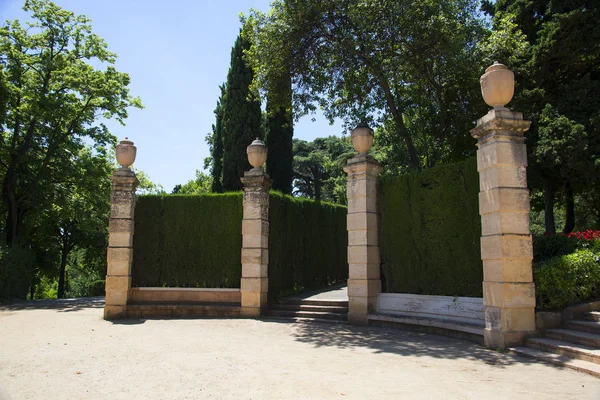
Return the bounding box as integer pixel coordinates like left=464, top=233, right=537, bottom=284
left=1, top=298, right=599, bottom=399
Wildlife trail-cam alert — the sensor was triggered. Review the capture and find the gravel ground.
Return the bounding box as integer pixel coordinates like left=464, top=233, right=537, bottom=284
left=0, top=298, right=599, bottom=400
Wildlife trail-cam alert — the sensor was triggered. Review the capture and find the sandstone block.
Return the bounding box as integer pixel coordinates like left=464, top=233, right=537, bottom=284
left=108, top=231, right=133, bottom=248
left=242, top=234, right=268, bottom=249
left=105, top=290, right=128, bottom=306
left=479, top=188, right=530, bottom=215
left=109, top=218, right=134, bottom=233
left=242, top=219, right=269, bottom=235
left=347, top=177, right=378, bottom=199
left=479, top=166, right=527, bottom=191
left=348, top=230, right=379, bottom=246
left=103, top=305, right=128, bottom=320
left=348, top=312, right=369, bottom=326
left=348, top=279, right=381, bottom=298
left=348, top=246, right=380, bottom=265
left=243, top=203, right=269, bottom=220
left=347, top=212, right=378, bottom=232
left=106, top=248, right=133, bottom=275
left=484, top=328, right=528, bottom=348
left=242, top=263, right=268, bottom=278
left=241, top=292, right=267, bottom=308
left=240, top=277, right=268, bottom=293
left=105, top=275, right=132, bottom=293
left=348, top=263, right=380, bottom=280
left=484, top=306, right=535, bottom=332
left=240, top=307, right=262, bottom=318
left=477, top=139, right=528, bottom=171
left=481, top=212, right=530, bottom=236
left=347, top=195, right=377, bottom=214
left=110, top=202, right=135, bottom=219
left=483, top=259, right=533, bottom=283
left=480, top=235, right=533, bottom=260
left=241, top=248, right=268, bottom=264
left=483, top=282, right=535, bottom=308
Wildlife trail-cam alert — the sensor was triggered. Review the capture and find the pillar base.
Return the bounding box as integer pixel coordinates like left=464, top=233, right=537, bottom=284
left=240, top=307, right=262, bottom=318
left=348, top=312, right=370, bottom=326
left=104, top=305, right=128, bottom=320
left=484, top=328, right=531, bottom=348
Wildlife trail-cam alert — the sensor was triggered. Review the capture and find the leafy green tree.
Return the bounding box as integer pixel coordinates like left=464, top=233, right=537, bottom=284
left=171, top=170, right=212, bottom=194
left=244, top=0, right=487, bottom=172
left=293, top=136, right=354, bottom=203
left=205, top=84, right=226, bottom=193
left=221, top=33, right=262, bottom=191
left=265, top=68, right=293, bottom=194
left=0, top=0, right=142, bottom=247
left=482, top=0, right=600, bottom=233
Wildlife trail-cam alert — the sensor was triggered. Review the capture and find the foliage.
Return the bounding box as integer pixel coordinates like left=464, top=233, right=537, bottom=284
left=0, top=0, right=141, bottom=298
left=221, top=33, right=262, bottom=192
left=171, top=170, right=212, bottom=195
left=268, top=192, right=347, bottom=300
left=482, top=1, right=600, bottom=234
left=380, top=157, right=482, bottom=296
left=131, top=193, right=243, bottom=288
left=292, top=136, right=354, bottom=203
left=265, top=70, right=293, bottom=194
left=244, top=0, right=487, bottom=172
left=534, top=249, right=600, bottom=310
left=532, top=234, right=582, bottom=264
left=204, top=84, right=226, bottom=193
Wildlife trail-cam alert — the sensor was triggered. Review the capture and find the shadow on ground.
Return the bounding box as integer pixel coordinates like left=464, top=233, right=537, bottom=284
left=0, top=296, right=105, bottom=312
left=266, top=319, right=540, bottom=369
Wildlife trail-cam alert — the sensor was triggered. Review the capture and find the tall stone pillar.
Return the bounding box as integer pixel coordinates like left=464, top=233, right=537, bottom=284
left=240, top=139, right=271, bottom=317
left=104, top=168, right=138, bottom=319
left=471, top=62, right=535, bottom=348
left=345, top=124, right=382, bottom=325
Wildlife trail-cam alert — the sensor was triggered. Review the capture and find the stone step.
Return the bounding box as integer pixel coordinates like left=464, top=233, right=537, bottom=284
left=545, top=328, right=600, bottom=348
left=270, top=303, right=348, bottom=314
left=127, top=302, right=241, bottom=318
left=525, top=337, right=600, bottom=365
left=278, top=298, right=348, bottom=307
left=263, top=316, right=347, bottom=324
left=263, top=309, right=347, bottom=321
left=510, top=347, right=600, bottom=378
left=582, top=312, right=600, bottom=322
left=566, top=320, right=600, bottom=335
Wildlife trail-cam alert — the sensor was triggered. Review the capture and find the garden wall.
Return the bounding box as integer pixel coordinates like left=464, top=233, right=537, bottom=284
left=268, top=192, right=348, bottom=301
left=379, top=157, right=482, bottom=297
left=131, top=193, right=243, bottom=288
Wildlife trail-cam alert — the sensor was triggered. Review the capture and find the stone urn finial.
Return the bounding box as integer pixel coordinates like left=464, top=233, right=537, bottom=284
left=351, top=122, right=374, bottom=155
left=116, top=137, right=136, bottom=169
left=480, top=61, right=515, bottom=110
left=247, top=138, right=267, bottom=171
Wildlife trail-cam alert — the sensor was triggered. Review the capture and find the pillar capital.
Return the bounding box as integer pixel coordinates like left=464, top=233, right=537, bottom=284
left=470, top=109, right=531, bottom=141
left=344, top=154, right=382, bottom=177
left=241, top=169, right=272, bottom=191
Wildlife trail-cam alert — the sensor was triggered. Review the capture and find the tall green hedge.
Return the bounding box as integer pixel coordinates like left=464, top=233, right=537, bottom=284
left=132, top=193, right=243, bottom=287
left=380, top=157, right=482, bottom=297
left=268, top=192, right=348, bottom=301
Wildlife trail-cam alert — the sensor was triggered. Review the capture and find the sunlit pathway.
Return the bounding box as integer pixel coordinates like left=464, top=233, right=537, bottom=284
left=1, top=298, right=598, bottom=400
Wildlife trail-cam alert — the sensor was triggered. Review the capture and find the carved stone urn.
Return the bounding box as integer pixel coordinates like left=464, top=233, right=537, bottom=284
left=247, top=138, right=267, bottom=170
left=116, top=138, right=137, bottom=169
left=480, top=61, right=515, bottom=110
left=351, top=122, right=374, bottom=155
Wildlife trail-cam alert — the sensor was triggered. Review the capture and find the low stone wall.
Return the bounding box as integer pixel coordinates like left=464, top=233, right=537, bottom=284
left=130, top=288, right=241, bottom=304
left=376, top=293, right=485, bottom=326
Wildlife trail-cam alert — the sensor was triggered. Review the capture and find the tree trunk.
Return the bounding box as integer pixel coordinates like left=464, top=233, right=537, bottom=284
left=2, top=169, right=20, bottom=245
left=543, top=178, right=556, bottom=235
left=29, top=282, right=35, bottom=300
left=57, top=248, right=68, bottom=299
left=562, top=181, right=575, bottom=234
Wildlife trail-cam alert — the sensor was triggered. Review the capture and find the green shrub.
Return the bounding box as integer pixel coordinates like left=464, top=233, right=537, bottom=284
left=268, top=192, right=347, bottom=301
left=379, top=157, right=482, bottom=297
left=534, top=249, right=600, bottom=310
left=0, top=243, right=35, bottom=301
left=132, top=193, right=243, bottom=287
left=533, top=234, right=581, bottom=263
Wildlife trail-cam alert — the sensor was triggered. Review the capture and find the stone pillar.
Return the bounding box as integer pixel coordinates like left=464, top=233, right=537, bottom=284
left=471, top=108, right=535, bottom=348
left=104, top=168, right=138, bottom=320
left=344, top=154, right=382, bottom=325
left=240, top=169, right=271, bottom=317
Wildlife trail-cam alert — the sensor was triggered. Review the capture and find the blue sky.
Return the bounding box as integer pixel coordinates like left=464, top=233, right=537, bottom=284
left=1, top=0, right=345, bottom=192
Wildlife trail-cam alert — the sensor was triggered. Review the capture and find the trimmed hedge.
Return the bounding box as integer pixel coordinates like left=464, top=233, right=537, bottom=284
left=268, top=192, right=348, bottom=301
left=380, top=157, right=482, bottom=297
left=131, top=193, right=243, bottom=287
left=534, top=248, right=600, bottom=310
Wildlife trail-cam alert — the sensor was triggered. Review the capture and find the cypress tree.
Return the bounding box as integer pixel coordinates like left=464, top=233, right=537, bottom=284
left=221, top=33, right=262, bottom=192
left=265, top=69, right=293, bottom=194
left=210, top=84, right=225, bottom=193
